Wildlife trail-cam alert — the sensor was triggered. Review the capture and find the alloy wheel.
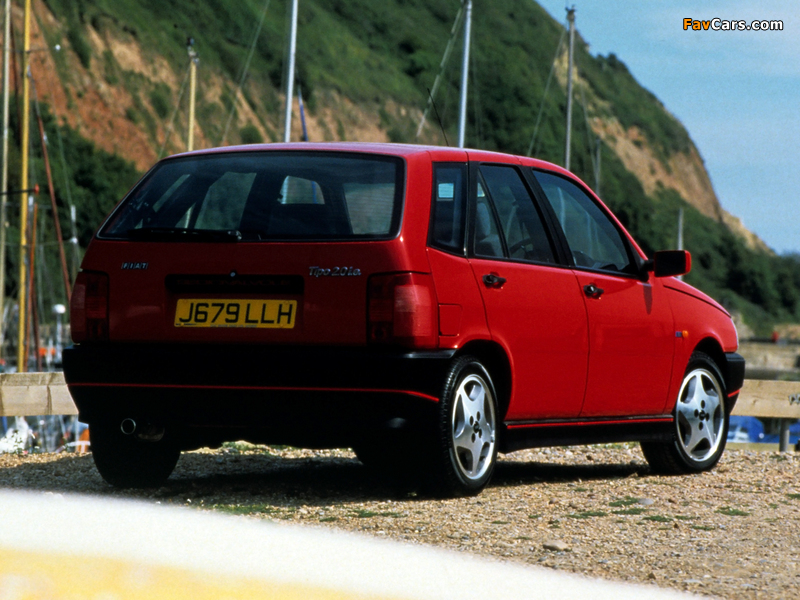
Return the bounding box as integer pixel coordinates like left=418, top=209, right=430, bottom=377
left=675, top=368, right=724, bottom=463
left=450, top=373, right=496, bottom=482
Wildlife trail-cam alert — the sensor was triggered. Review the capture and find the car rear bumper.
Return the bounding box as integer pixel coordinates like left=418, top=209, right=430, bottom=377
left=63, top=343, right=455, bottom=447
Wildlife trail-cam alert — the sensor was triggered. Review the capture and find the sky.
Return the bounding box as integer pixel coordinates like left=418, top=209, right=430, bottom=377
left=535, top=0, right=800, bottom=255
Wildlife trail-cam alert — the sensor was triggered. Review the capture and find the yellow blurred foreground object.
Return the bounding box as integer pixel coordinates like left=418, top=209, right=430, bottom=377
left=0, top=491, right=694, bottom=600
left=0, top=549, right=380, bottom=600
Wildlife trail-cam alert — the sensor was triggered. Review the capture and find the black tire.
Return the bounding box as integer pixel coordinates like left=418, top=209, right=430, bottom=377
left=641, top=352, right=729, bottom=474
left=90, top=420, right=181, bottom=488
left=427, top=355, right=499, bottom=496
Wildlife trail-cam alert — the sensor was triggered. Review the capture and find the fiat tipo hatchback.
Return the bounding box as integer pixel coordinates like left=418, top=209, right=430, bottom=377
left=64, top=143, right=744, bottom=495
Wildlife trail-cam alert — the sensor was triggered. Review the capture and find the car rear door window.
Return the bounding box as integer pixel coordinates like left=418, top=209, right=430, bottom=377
left=430, top=164, right=467, bottom=254
left=533, top=170, right=635, bottom=274
left=477, top=165, right=555, bottom=264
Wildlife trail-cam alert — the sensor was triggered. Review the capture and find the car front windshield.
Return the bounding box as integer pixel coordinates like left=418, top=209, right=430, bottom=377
left=101, top=152, right=404, bottom=241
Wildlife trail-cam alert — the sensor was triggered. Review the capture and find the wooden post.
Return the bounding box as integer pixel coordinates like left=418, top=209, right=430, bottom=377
left=778, top=419, right=790, bottom=452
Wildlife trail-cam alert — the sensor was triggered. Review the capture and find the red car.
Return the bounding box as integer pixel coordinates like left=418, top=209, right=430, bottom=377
left=64, top=143, right=744, bottom=495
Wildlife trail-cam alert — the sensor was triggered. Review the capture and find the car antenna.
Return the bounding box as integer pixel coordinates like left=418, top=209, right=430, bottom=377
left=427, top=87, right=449, bottom=146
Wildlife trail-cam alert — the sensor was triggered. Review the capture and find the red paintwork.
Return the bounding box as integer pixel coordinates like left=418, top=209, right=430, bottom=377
left=73, top=142, right=740, bottom=427
left=426, top=248, right=489, bottom=347
left=661, top=278, right=739, bottom=411
left=469, top=257, right=589, bottom=420
left=575, top=271, right=674, bottom=417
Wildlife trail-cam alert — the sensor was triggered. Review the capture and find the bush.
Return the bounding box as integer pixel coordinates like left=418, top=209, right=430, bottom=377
left=149, top=84, right=172, bottom=120
left=67, top=24, right=91, bottom=69
left=239, top=124, right=263, bottom=144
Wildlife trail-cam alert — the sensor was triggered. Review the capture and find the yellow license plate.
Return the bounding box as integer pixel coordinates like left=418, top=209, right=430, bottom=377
left=174, top=299, right=297, bottom=328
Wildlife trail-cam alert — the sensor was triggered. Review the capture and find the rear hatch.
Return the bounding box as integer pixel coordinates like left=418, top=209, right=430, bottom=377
left=77, top=150, right=409, bottom=346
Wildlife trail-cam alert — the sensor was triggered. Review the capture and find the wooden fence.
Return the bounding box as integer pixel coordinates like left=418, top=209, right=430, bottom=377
left=730, top=379, right=800, bottom=450
left=0, top=373, right=76, bottom=418
left=0, top=374, right=798, bottom=450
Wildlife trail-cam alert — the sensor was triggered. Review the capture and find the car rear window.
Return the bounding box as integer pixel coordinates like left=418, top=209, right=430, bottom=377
left=100, top=152, right=404, bottom=241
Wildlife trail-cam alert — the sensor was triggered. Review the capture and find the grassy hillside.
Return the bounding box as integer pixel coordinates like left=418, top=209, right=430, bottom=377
left=10, top=0, right=800, bottom=335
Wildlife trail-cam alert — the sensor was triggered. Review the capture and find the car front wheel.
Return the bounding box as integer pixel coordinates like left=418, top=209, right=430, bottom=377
left=642, top=351, right=728, bottom=474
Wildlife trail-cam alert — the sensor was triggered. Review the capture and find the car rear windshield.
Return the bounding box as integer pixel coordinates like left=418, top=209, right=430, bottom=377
left=100, top=152, right=405, bottom=241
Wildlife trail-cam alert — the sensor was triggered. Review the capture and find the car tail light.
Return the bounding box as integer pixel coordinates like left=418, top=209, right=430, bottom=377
left=71, top=271, right=109, bottom=342
left=368, top=273, right=438, bottom=349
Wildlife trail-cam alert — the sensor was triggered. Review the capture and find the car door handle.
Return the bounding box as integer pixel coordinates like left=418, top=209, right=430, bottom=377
left=584, top=284, right=604, bottom=298
left=482, top=273, right=507, bottom=288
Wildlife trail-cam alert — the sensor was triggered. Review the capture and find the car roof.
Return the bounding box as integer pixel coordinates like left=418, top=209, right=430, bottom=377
left=167, top=141, right=564, bottom=173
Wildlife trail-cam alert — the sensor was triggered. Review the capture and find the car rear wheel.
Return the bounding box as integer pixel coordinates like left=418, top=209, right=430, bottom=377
left=428, top=356, right=499, bottom=496
left=90, top=419, right=181, bottom=488
left=641, top=352, right=728, bottom=474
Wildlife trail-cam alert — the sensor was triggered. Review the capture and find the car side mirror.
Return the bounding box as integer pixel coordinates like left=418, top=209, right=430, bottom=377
left=642, top=250, right=691, bottom=278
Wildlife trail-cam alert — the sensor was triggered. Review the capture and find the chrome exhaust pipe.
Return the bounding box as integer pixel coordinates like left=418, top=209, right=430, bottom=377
left=120, top=418, right=137, bottom=435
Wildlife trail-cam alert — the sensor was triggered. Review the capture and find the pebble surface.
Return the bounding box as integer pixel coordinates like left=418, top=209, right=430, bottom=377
left=2, top=444, right=799, bottom=599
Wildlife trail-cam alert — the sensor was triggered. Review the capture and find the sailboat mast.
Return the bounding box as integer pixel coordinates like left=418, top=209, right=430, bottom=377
left=594, top=136, right=601, bottom=194
left=457, top=0, right=471, bottom=148
left=187, top=39, right=198, bottom=151
left=283, top=0, right=298, bottom=142
left=33, top=86, right=71, bottom=303
left=0, top=0, right=11, bottom=357
left=564, top=6, right=575, bottom=171
left=16, top=0, right=31, bottom=372
left=298, top=84, right=308, bottom=142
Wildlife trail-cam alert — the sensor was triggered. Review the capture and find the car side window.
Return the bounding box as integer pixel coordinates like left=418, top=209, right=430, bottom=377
left=278, top=176, right=326, bottom=205
left=533, top=170, right=635, bottom=274
left=478, top=165, right=555, bottom=263
left=430, top=164, right=467, bottom=254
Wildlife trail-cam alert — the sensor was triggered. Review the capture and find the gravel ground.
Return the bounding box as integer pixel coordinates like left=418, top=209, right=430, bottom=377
left=2, top=444, right=799, bottom=599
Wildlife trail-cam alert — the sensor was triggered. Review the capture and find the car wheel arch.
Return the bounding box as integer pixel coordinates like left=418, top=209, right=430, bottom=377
left=693, top=338, right=727, bottom=383
left=665, top=337, right=727, bottom=412
left=454, top=339, right=512, bottom=420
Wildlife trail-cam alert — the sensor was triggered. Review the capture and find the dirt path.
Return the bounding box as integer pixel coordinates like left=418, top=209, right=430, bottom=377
left=2, top=444, right=799, bottom=599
